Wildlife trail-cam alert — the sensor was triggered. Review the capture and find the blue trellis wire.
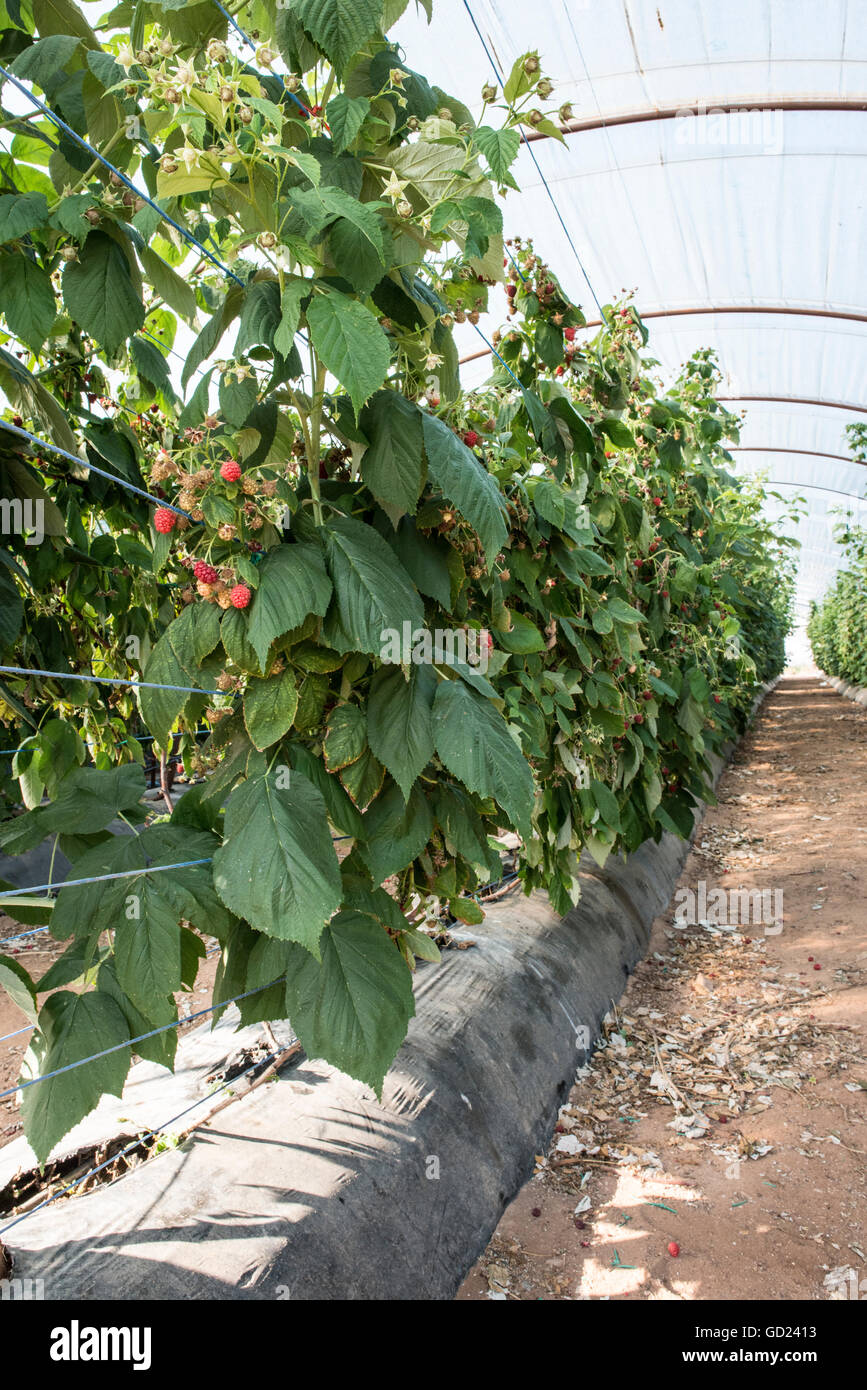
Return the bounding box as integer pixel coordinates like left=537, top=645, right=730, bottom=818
left=0, top=977, right=285, bottom=1103
left=461, top=0, right=606, bottom=320
left=0, top=665, right=222, bottom=696
left=0, top=419, right=198, bottom=520
left=0, top=1039, right=292, bottom=1237
left=0, top=859, right=213, bottom=900
left=0, top=65, right=245, bottom=288
left=0, top=1025, right=31, bottom=1043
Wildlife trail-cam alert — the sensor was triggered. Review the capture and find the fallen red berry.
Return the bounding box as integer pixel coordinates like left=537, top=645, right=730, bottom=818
left=531, top=1207, right=542, bottom=1218
left=154, top=507, right=176, bottom=534
left=230, top=583, right=251, bottom=609
left=813, top=963, right=821, bottom=970
left=220, top=458, right=242, bottom=482
left=808, top=956, right=814, bottom=961
left=193, top=561, right=219, bottom=584
left=668, top=1242, right=680, bottom=1257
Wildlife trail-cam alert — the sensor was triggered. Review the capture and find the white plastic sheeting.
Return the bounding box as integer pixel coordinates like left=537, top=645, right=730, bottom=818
left=397, top=0, right=867, bottom=648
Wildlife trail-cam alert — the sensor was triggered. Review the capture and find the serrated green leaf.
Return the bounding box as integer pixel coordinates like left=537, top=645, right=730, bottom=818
left=471, top=124, right=520, bottom=183
left=323, top=701, right=367, bottom=771
left=62, top=231, right=145, bottom=355
left=366, top=663, right=436, bottom=800
left=21, top=990, right=131, bottom=1165
left=421, top=412, right=508, bottom=563
left=432, top=680, right=534, bottom=838
left=243, top=668, right=299, bottom=750
left=213, top=769, right=342, bottom=950
left=326, top=92, right=369, bottom=153
left=324, top=513, right=423, bottom=656
left=359, top=389, right=425, bottom=516
left=0, top=253, right=56, bottom=353
left=283, top=908, right=414, bottom=1095
left=247, top=542, right=332, bottom=672
left=291, top=0, right=384, bottom=74
left=0, top=191, right=49, bottom=243
left=307, top=288, right=390, bottom=417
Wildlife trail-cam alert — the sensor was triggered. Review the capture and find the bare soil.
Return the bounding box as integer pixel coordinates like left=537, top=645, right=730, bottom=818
left=458, top=673, right=867, bottom=1301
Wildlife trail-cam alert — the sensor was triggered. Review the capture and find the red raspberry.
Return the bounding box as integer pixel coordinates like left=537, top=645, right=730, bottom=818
left=154, top=507, right=176, bottom=534
left=220, top=458, right=242, bottom=482
left=555, top=365, right=564, bottom=376
left=653, top=496, right=662, bottom=506
left=193, top=561, right=219, bottom=584
left=564, top=327, right=576, bottom=341
left=463, top=430, right=479, bottom=448
left=668, top=1242, right=680, bottom=1257
left=713, top=694, right=722, bottom=703
left=230, top=584, right=251, bottom=609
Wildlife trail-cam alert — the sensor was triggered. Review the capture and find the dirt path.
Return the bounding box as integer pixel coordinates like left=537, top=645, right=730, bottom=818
left=459, top=673, right=867, bottom=1301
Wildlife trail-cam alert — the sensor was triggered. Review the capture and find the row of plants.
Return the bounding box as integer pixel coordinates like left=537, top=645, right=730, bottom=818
left=808, top=521, right=867, bottom=686
left=0, top=0, right=793, bottom=1164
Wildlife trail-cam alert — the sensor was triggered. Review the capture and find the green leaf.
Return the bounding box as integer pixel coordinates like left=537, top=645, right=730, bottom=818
left=366, top=663, right=436, bottom=801
left=387, top=516, right=451, bottom=608
left=421, top=413, right=508, bottom=563
left=288, top=742, right=364, bottom=838
left=0, top=568, right=23, bottom=650
left=0, top=952, right=38, bottom=1023
left=22, top=990, right=131, bottom=1166
left=10, top=34, right=80, bottom=86
left=138, top=245, right=198, bottom=324
left=496, top=610, right=546, bottom=654
left=243, top=668, right=299, bottom=750
left=246, top=542, right=332, bottom=672
left=283, top=908, right=414, bottom=1095
left=339, top=746, right=385, bottom=809
left=62, top=231, right=145, bottom=355
left=307, top=288, right=390, bottom=417
left=0, top=254, right=56, bottom=353
left=606, top=596, right=645, bottom=626
left=38, top=764, right=145, bottom=834
left=324, top=514, right=423, bottom=656
left=213, top=769, right=342, bottom=951
left=327, top=214, right=386, bottom=296
left=49, top=834, right=146, bottom=942
left=591, top=777, right=621, bottom=830
left=235, top=278, right=281, bottom=356
left=129, top=335, right=172, bottom=394
left=291, top=0, right=384, bottom=74
left=471, top=125, right=520, bottom=183
left=601, top=418, right=634, bottom=449
left=432, top=680, right=534, bottom=838
left=219, top=370, right=257, bottom=426
left=0, top=191, right=49, bottom=243
left=326, top=92, right=370, bottom=153
left=359, top=389, right=425, bottom=517
left=139, top=630, right=197, bottom=746
left=97, top=959, right=177, bottom=1071
left=358, top=781, right=432, bottom=882
left=273, top=277, right=310, bottom=358
left=113, top=875, right=187, bottom=1015
left=324, top=702, right=367, bottom=771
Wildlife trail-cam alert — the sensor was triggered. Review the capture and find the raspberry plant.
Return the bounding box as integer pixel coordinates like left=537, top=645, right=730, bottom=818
left=0, top=0, right=792, bottom=1163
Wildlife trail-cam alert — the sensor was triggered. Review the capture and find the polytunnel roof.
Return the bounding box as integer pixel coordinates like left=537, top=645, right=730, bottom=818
left=396, top=0, right=867, bottom=650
